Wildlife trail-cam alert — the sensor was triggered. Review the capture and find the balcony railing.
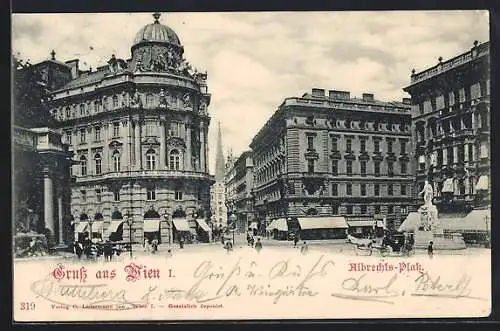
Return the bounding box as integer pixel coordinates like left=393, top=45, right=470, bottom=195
left=76, top=169, right=213, bottom=183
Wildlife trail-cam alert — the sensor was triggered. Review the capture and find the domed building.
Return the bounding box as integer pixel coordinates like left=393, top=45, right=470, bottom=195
left=47, top=13, right=214, bottom=244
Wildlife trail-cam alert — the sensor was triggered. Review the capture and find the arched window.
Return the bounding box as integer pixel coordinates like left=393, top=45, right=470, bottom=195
left=146, top=149, right=156, bottom=170
left=79, top=104, right=85, bottom=116
left=94, top=154, right=102, bottom=175
left=80, top=156, right=87, bottom=176
left=169, top=149, right=180, bottom=170
left=113, top=151, right=121, bottom=172
left=146, top=94, right=154, bottom=107
left=112, top=95, right=119, bottom=108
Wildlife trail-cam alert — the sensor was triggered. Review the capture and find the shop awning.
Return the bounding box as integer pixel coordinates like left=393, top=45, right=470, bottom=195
left=475, top=175, right=489, bottom=191
left=106, top=221, right=123, bottom=234
left=444, top=208, right=491, bottom=232
left=398, top=212, right=420, bottom=232
left=143, top=219, right=161, bottom=233
left=196, top=219, right=211, bottom=232
left=298, top=217, right=348, bottom=230
left=249, top=222, right=258, bottom=230
left=347, top=220, right=378, bottom=227
left=172, top=218, right=191, bottom=232
left=75, top=222, right=88, bottom=233
left=266, top=218, right=288, bottom=231
left=91, top=221, right=104, bottom=233
left=442, top=178, right=454, bottom=193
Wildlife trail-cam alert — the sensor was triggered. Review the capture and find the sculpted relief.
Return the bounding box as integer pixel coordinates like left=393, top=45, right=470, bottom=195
left=133, top=45, right=193, bottom=76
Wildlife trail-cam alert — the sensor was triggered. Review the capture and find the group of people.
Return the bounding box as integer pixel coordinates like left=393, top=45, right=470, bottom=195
left=144, top=237, right=159, bottom=254
left=293, top=234, right=309, bottom=254
left=73, top=239, right=116, bottom=261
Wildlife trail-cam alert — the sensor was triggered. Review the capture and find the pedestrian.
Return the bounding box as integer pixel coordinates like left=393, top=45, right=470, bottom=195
left=179, top=237, right=184, bottom=249
left=167, top=249, right=173, bottom=257
left=144, top=238, right=149, bottom=252
left=293, top=235, right=299, bottom=248
left=255, top=238, right=262, bottom=253
left=224, top=241, right=231, bottom=253
left=151, top=237, right=159, bottom=254
left=427, top=241, right=434, bottom=258
left=103, top=240, right=113, bottom=262
left=300, top=241, right=309, bottom=254
left=74, top=240, right=83, bottom=259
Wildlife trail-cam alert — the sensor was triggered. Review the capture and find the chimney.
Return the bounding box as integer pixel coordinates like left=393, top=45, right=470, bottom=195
left=65, top=59, right=79, bottom=79
left=311, top=88, right=325, bottom=98
left=362, top=93, right=374, bottom=102
left=329, top=90, right=350, bottom=100
left=402, top=98, right=412, bottom=105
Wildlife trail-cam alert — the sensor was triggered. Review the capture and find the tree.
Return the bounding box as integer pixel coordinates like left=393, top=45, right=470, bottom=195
left=12, top=55, right=56, bottom=128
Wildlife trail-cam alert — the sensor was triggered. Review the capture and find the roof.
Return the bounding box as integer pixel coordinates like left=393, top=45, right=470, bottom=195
left=442, top=208, right=491, bottom=232
left=298, top=217, right=348, bottom=230
left=398, top=212, right=420, bottom=232
left=133, top=13, right=181, bottom=47
left=301, top=92, right=409, bottom=108
left=63, top=68, right=109, bottom=89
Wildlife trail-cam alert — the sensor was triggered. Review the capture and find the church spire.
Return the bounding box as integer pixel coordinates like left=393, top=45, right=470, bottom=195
left=215, top=121, right=225, bottom=182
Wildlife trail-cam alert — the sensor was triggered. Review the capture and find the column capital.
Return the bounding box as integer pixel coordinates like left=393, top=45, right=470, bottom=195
left=43, top=167, right=51, bottom=177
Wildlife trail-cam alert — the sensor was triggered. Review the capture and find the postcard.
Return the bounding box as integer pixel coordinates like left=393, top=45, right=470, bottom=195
left=12, top=11, right=491, bottom=321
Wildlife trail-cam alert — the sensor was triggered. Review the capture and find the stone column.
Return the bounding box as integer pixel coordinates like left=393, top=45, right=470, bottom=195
left=43, top=170, right=55, bottom=235
left=204, top=127, right=209, bottom=173
left=159, top=119, right=166, bottom=169
left=453, top=146, right=458, bottom=165
left=123, top=120, right=130, bottom=170
left=103, top=122, right=110, bottom=172
left=58, top=195, right=64, bottom=244
left=200, top=121, right=206, bottom=173
left=443, top=148, right=448, bottom=165
left=185, top=123, right=192, bottom=171
left=464, top=143, right=469, bottom=162
left=134, top=120, right=141, bottom=170
left=471, top=112, right=476, bottom=130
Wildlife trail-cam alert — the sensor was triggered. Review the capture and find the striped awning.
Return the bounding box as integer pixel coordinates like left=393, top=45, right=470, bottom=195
left=75, top=222, right=88, bottom=233
left=475, top=175, right=489, bottom=191
left=106, top=221, right=123, bottom=234
left=441, top=178, right=454, bottom=193
left=266, top=218, right=288, bottom=231
left=143, top=219, right=160, bottom=232
left=298, top=217, right=348, bottom=230
left=347, top=220, right=378, bottom=227
left=172, top=218, right=190, bottom=232
left=196, top=219, right=211, bottom=232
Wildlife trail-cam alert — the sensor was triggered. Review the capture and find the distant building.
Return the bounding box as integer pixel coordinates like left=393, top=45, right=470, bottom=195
left=45, top=13, right=214, bottom=244
left=403, top=40, right=490, bottom=212
left=249, top=89, right=414, bottom=234
left=210, top=122, right=227, bottom=229
left=225, top=150, right=255, bottom=232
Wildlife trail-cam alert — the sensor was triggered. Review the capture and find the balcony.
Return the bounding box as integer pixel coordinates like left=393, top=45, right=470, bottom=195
left=76, top=169, right=213, bottom=183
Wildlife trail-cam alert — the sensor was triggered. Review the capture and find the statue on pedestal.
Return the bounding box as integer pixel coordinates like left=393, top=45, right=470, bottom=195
left=130, top=89, right=142, bottom=108
left=418, top=180, right=439, bottom=231
left=159, top=89, right=168, bottom=108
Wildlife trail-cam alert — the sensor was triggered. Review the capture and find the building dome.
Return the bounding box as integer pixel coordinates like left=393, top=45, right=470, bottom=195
left=132, top=12, right=181, bottom=47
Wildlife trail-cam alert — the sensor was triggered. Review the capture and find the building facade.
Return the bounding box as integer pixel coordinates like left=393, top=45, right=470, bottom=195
left=403, top=40, right=490, bottom=213
left=225, top=150, right=255, bottom=232
left=47, top=13, right=214, bottom=244
left=249, top=89, right=414, bottom=232
left=210, top=122, right=227, bottom=230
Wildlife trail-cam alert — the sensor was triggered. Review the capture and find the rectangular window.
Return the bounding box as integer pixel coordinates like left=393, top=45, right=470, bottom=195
left=346, top=160, right=352, bottom=175
left=388, top=184, right=393, bottom=196
left=360, top=205, right=367, bottom=214
left=374, top=161, right=380, bottom=176
left=113, top=122, right=120, bottom=137
left=360, top=161, right=366, bottom=176
left=401, top=184, right=407, bottom=196
left=332, top=183, right=338, bottom=196
left=387, top=140, right=393, bottom=153
left=94, top=126, right=101, bottom=142
left=468, top=143, right=474, bottom=162
left=375, top=205, right=381, bottom=214
left=400, top=141, right=406, bottom=154
left=307, top=159, right=315, bottom=173
left=360, top=184, right=366, bottom=196
left=66, top=131, right=72, bottom=145
left=147, top=187, right=156, bottom=201
left=346, top=205, right=353, bottom=214
left=388, top=205, right=394, bottom=214
left=401, top=161, right=407, bottom=174
left=388, top=161, right=394, bottom=176
left=81, top=190, right=86, bottom=203
left=447, top=147, right=454, bottom=164
left=374, top=140, right=380, bottom=153
left=175, top=191, right=183, bottom=201
left=346, top=183, right=352, bottom=195
left=95, top=189, right=101, bottom=202
left=346, top=139, right=352, bottom=152
left=360, top=139, right=366, bottom=152
left=332, top=160, right=338, bottom=175
left=307, top=135, right=314, bottom=150
left=374, top=183, right=380, bottom=196
left=113, top=190, right=120, bottom=202
left=80, top=129, right=86, bottom=143
left=331, top=136, right=338, bottom=151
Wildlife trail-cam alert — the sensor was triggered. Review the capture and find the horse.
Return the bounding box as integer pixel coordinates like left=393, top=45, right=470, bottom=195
left=347, top=234, right=375, bottom=249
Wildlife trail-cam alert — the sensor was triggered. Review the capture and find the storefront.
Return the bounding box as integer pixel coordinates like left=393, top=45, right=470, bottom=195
left=105, top=220, right=124, bottom=242
left=297, top=217, right=348, bottom=240
left=172, top=218, right=191, bottom=243
left=195, top=218, right=211, bottom=243
left=266, top=218, right=289, bottom=240
left=143, top=218, right=161, bottom=244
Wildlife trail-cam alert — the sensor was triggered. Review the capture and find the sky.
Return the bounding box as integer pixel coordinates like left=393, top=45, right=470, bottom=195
left=12, top=11, right=489, bottom=174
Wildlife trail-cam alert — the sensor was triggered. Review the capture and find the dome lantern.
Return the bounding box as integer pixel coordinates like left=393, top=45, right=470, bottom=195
left=153, top=12, right=161, bottom=23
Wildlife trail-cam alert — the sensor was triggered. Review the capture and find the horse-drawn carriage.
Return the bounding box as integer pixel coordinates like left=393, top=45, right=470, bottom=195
left=347, top=232, right=414, bottom=257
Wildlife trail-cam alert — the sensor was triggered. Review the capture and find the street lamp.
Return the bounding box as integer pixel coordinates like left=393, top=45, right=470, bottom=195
left=162, top=212, right=171, bottom=246
left=229, top=213, right=237, bottom=245
left=87, top=217, right=94, bottom=243
left=125, top=211, right=133, bottom=258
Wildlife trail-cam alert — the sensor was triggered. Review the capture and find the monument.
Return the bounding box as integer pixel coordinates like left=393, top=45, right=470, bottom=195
left=399, top=180, right=466, bottom=250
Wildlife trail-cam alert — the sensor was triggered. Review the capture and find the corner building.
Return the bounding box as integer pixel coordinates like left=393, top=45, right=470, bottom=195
left=403, top=41, right=490, bottom=212
left=250, top=89, right=414, bottom=233
left=48, top=13, right=214, bottom=244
